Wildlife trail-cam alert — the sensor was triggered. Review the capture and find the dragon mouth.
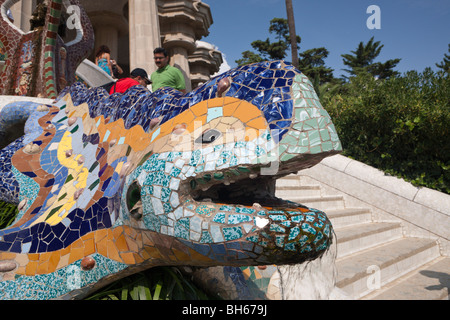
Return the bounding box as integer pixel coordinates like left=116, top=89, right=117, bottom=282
left=185, top=166, right=300, bottom=209
left=183, top=153, right=333, bottom=210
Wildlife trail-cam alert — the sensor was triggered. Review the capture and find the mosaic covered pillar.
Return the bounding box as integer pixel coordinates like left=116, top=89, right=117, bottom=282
left=128, top=0, right=161, bottom=75
left=0, top=0, right=94, bottom=98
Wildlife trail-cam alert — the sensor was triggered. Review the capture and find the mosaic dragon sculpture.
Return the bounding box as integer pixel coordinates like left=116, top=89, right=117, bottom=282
left=0, top=60, right=342, bottom=299
left=0, top=0, right=94, bottom=98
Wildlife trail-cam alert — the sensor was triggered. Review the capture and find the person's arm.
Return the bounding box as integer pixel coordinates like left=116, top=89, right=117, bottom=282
left=111, top=60, right=123, bottom=75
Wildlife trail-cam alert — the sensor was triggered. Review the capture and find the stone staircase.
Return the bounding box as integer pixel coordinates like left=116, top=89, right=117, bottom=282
left=276, top=174, right=450, bottom=300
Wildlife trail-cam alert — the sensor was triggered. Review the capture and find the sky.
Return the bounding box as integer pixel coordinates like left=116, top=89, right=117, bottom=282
left=202, top=0, right=450, bottom=78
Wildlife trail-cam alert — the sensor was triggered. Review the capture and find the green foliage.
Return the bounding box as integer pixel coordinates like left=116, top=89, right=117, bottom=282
left=341, top=37, right=401, bottom=80
left=322, top=69, right=450, bottom=194
left=235, top=50, right=265, bottom=66
left=298, top=47, right=335, bottom=85
left=436, top=44, right=450, bottom=74
left=86, top=266, right=216, bottom=300
left=0, top=200, right=18, bottom=229
left=236, top=18, right=301, bottom=66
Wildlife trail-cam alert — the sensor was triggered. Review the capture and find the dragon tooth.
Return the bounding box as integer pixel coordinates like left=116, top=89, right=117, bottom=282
left=253, top=203, right=262, bottom=209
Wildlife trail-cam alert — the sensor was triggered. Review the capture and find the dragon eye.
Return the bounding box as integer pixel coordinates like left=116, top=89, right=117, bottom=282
left=195, top=129, right=222, bottom=144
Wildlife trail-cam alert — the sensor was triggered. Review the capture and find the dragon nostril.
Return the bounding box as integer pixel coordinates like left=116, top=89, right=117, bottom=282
left=126, top=181, right=143, bottom=220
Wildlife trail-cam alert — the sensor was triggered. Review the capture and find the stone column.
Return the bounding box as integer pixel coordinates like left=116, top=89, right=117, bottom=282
left=189, top=41, right=223, bottom=89
left=94, top=25, right=119, bottom=60
left=169, top=46, right=191, bottom=91
left=128, top=0, right=161, bottom=75
left=157, top=0, right=213, bottom=92
left=10, top=0, right=37, bottom=32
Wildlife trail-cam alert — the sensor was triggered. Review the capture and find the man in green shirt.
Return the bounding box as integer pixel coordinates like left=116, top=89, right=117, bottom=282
left=151, top=47, right=186, bottom=93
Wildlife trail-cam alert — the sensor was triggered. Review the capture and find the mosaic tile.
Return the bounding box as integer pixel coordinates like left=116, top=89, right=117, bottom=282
left=0, top=59, right=341, bottom=299
left=0, top=0, right=94, bottom=99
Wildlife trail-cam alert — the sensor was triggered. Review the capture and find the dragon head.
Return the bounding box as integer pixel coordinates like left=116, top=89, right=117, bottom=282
left=0, top=60, right=341, bottom=299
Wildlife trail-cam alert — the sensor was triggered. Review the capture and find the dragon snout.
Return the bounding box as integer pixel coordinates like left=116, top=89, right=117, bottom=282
left=169, top=202, right=334, bottom=267
left=242, top=207, right=333, bottom=265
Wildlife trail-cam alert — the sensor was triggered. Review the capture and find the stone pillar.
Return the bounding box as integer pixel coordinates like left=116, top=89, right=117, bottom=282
left=10, top=0, right=37, bottom=32
left=157, top=0, right=214, bottom=92
left=80, top=0, right=129, bottom=72
left=128, top=0, right=161, bottom=75
left=169, top=46, right=191, bottom=91
left=94, top=25, right=119, bottom=60
left=189, top=41, right=223, bottom=89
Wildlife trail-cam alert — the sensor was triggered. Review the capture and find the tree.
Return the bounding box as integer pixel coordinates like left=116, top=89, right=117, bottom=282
left=436, top=44, right=450, bottom=74
left=235, top=18, right=338, bottom=89
left=235, top=18, right=300, bottom=65
left=341, top=37, right=401, bottom=79
left=235, top=50, right=264, bottom=66
left=298, top=47, right=335, bottom=85
left=285, top=0, right=299, bottom=68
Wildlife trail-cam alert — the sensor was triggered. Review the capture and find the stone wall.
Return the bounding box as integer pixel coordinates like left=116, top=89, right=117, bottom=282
left=299, top=154, right=450, bottom=256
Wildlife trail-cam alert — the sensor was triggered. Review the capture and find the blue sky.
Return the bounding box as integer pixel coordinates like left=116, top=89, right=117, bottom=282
left=202, top=0, right=450, bottom=78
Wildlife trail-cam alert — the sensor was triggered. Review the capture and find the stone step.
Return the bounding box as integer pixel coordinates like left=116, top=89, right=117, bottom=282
left=326, top=207, right=372, bottom=229
left=334, top=222, right=403, bottom=259
left=288, top=195, right=345, bottom=211
left=362, top=256, right=450, bottom=300
left=336, top=237, right=440, bottom=299
left=275, top=185, right=321, bottom=198
left=276, top=175, right=301, bottom=187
